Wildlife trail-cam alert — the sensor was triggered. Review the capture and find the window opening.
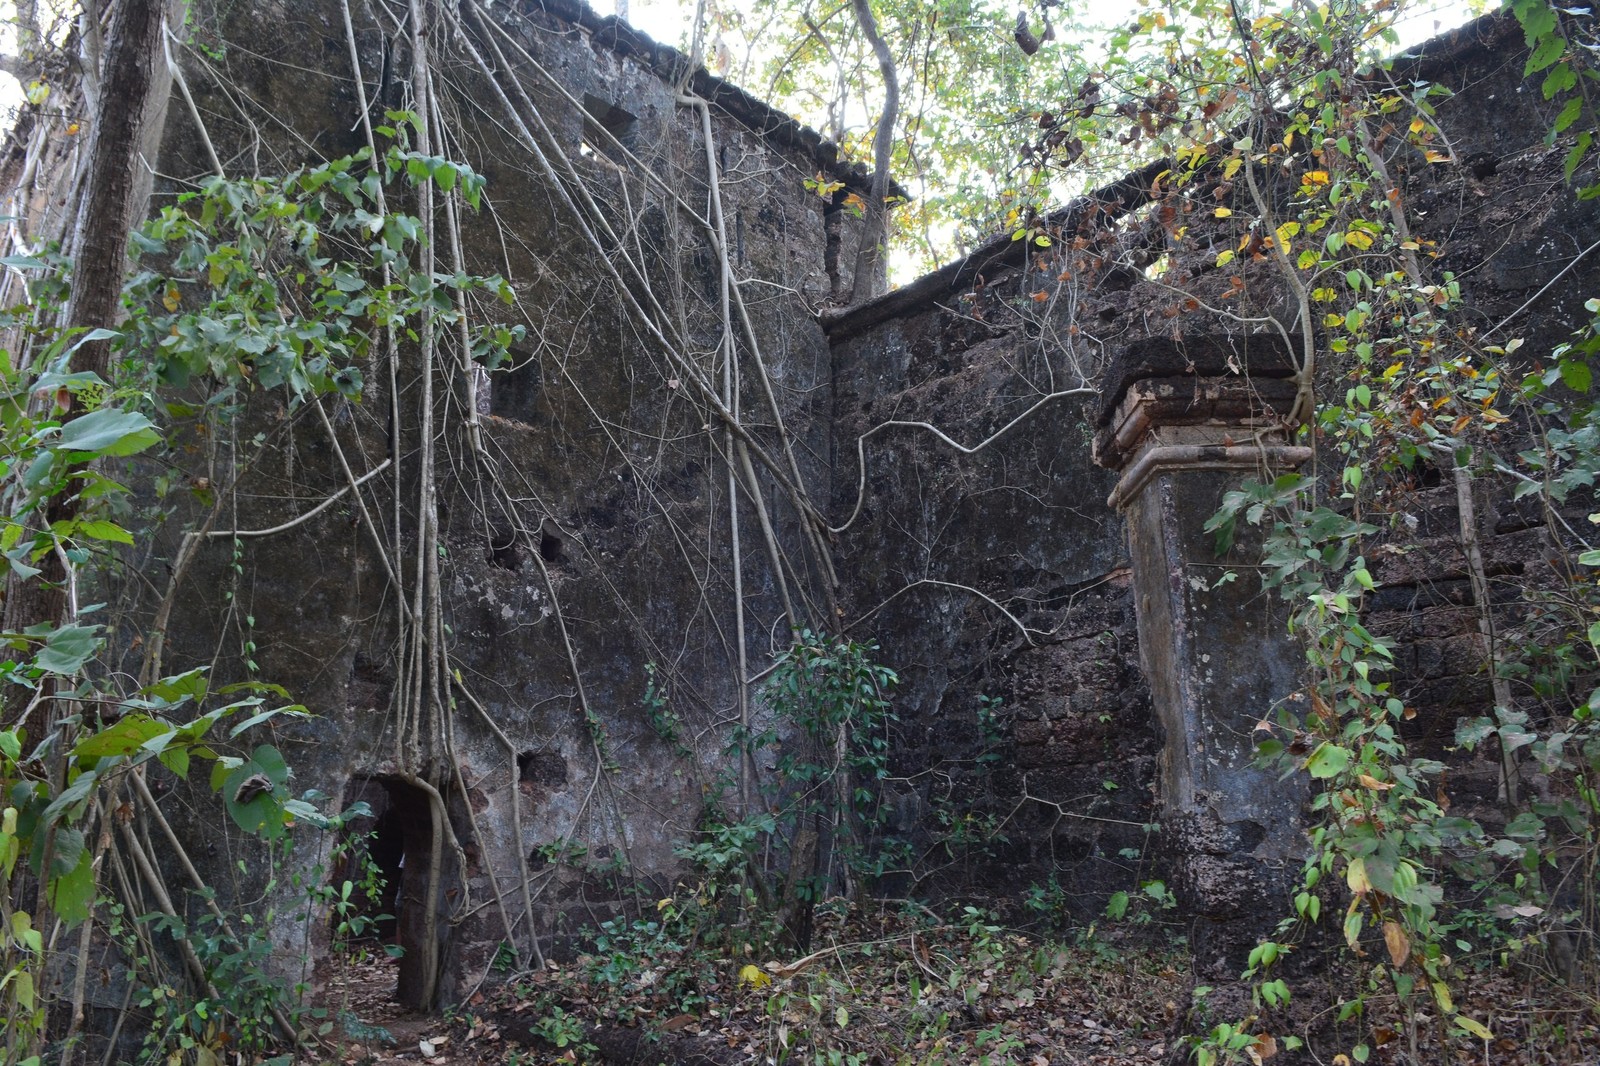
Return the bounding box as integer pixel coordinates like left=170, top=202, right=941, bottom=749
left=579, top=93, right=638, bottom=164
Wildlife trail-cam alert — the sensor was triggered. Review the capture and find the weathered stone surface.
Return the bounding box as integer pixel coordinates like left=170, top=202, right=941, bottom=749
left=20, top=0, right=1600, bottom=1037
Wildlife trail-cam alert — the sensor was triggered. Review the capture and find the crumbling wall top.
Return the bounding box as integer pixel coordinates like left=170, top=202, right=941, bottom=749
left=519, top=0, right=905, bottom=200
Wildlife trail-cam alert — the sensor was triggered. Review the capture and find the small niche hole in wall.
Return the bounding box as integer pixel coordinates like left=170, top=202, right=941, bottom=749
left=539, top=526, right=563, bottom=564
left=579, top=94, right=638, bottom=164
left=487, top=525, right=521, bottom=571
left=489, top=349, right=541, bottom=422
left=517, top=750, right=568, bottom=795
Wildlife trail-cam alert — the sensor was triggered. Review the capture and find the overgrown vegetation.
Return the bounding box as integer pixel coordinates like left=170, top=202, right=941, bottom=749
left=2, top=0, right=1598, bottom=1063
left=0, top=107, right=519, bottom=1060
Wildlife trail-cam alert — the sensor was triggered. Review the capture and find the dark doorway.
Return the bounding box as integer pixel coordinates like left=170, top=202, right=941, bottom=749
left=338, top=776, right=447, bottom=1009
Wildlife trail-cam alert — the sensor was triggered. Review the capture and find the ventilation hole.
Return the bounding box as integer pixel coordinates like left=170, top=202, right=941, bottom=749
left=539, top=530, right=563, bottom=564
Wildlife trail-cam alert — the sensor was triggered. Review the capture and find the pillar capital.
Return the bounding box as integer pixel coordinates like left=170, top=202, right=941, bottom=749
left=1092, top=336, right=1309, bottom=508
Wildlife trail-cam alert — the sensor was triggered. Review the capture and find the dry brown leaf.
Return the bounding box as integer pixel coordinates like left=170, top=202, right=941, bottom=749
left=1384, top=921, right=1410, bottom=968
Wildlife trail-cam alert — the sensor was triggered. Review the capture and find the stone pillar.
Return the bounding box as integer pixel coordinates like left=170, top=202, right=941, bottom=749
left=1093, top=338, right=1310, bottom=978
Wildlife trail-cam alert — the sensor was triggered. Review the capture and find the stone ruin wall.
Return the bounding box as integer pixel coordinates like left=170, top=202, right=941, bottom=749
left=827, top=10, right=1600, bottom=947
left=7, top=0, right=1598, bottom=1018
left=74, top=0, right=883, bottom=1011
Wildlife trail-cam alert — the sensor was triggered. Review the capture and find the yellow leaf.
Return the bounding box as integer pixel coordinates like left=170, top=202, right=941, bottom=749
left=1455, top=1016, right=1493, bottom=1041
left=1383, top=921, right=1409, bottom=967
left=739, top=963, right=772, bottom=989
left=1223, top=157, right=1243, bottom=180
left=1431, top=979, right=1455, bottom=1013
left=1344, top=230, right=1373, bottom=251
left=1275, top=221, right=1299, bottom=254
left=1215, top=207, right=1233, bottom=218
left=163, top=286, right=181, bottom=312
left=1424, top=149, right=1451, bottom=164
left=1302, top=170, right=1330, bottom=185
left=1215, top=249, right=1235, bottom=268
left=1358, top=774, right=1393, bottom=791
left=1347, top=856, right=1371, bottom=895
left=1409, top=117, right=1426, bottom=134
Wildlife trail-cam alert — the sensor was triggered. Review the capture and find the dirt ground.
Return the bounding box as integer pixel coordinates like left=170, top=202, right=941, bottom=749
left=311, top=911, right=1600, bottom=1066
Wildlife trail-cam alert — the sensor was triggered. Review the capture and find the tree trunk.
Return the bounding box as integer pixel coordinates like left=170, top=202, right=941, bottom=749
left=2, top=0, right=171, bottom=644
left=846, top=0, right=897, bottom=304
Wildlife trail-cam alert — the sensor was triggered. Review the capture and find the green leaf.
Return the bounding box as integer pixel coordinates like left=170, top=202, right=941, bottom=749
left=41, top=770, right=97, bottom=826
left=158, top=746, right=192, bottom=780
left=1304, top=743, right=1351, bottom=779
left=1560, top=359, right=1592, bottom=393
left=35, top=624, right=102, bottom=675
left=222, top=744, right=290, bottom=838
left=1565, top=131, right=1593, bottom=183
left=72, top=520, right=134, bottom=545
left=53, top=408, right=158, bottom=457
left=1555, top=96, right=1585, bottom=134
left=74, top=715, right=167, bottom=759
left=227, top=703, right=307, bottom=738
left=1525, top=32, right=1566, bottom=76
left=48, top=842, right=95, bottom=926
left=146, top=668, right=210, bottom=706
left=49, top=825, right=85, bottom=877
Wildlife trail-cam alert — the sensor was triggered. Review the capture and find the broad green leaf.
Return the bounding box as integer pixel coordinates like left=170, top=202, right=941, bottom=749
left=146, top=668, right=210, bottom=706
left=47, top=843, right=94, bottom=926
left=1560, top=359, right=1592, bottom=393
left=41, top=770, right=97, bottom=825
left=1304, top=742, right=1351, bottom=779
left=72, top=520, right=134, bottom=545
left=222, top=745, right=291, bottom=838
left=53, top=408, right=157, bottom=457
left=34, top=624, right=101, bottom=675
left=74, top=715, right=167, bottom=759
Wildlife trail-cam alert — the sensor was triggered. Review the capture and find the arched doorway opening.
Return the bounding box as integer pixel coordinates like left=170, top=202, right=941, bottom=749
left=337, top=775, right=450, bottom=1009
